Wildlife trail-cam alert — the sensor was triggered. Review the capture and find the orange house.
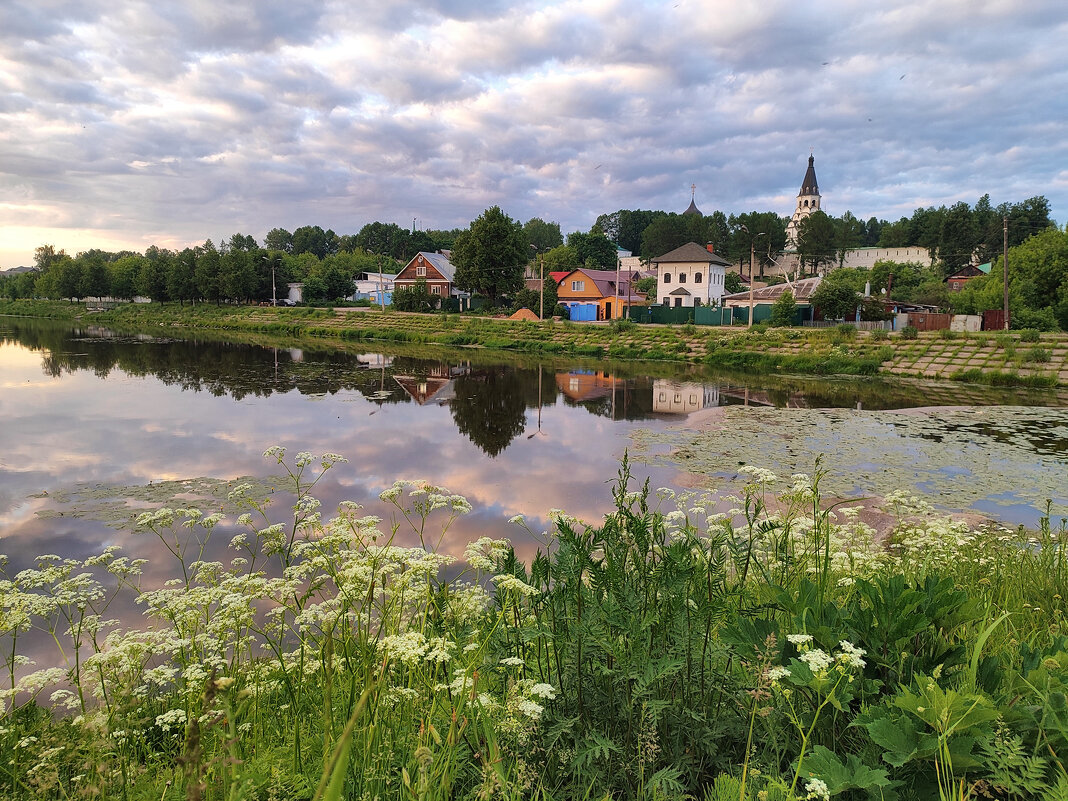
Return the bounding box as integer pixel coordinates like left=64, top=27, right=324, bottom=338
left=555, top=268, right=646, bottom=321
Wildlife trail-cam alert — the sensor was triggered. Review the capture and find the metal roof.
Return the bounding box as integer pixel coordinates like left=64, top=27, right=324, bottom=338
left=418, top=251, right=455, bottom=281
left=799, top=155, right=820, bottom=196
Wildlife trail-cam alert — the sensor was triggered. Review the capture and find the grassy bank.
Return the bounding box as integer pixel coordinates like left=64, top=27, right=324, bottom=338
left=2, top=450, right=1067, bottom=800
left=2, top=299, right=1066, bottom=386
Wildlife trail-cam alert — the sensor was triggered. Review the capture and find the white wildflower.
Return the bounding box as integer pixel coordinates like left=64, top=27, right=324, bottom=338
left=766, top=666, right=791, bottom=683
left=516, top=698, right=544, bottom=720
left=799, top=649, right=834, bottom=675
left=528, top=683, right=557, bottom=700
left=837, top=640, right=867, bottom=670
left=787, top=634, right=813, bottom=646
left=805, top=777, right=830, bottom=800
left=493, top=574, right=539, bottom=597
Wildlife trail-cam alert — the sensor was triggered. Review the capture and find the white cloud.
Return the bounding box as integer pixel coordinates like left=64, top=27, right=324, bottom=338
left=1, top=0, right=1066, bottom=267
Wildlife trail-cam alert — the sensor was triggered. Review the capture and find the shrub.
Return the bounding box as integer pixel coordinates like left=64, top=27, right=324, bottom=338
left=937, top=328, right=957, bottom=340
left=768, top=290, right=797, bottom=327
left=900, top=325, right=918, bottom=339
left=835, top=322, right=857, bottom=337
left=869, top=329, right=889, bottom=341
left=1026, top=346, right=1051, bottom=363
left=1019, top=328, right=1041, bottom=342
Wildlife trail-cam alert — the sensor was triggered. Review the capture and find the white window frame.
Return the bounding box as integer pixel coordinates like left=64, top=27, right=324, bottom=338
left=416, top=265, right=426, bottom=277
left=571, top=280, right=585, bottom=291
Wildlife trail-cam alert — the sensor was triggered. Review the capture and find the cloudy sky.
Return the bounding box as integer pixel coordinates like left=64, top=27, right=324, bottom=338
left=2, top=0, right=1066, bottom=268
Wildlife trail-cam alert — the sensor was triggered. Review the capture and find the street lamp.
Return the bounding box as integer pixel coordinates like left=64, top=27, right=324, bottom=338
left=262, top=254, right=277, bottom=306
left=530, top=244, right=545, bottom=319
left=738, top=226, right=765, bottom=328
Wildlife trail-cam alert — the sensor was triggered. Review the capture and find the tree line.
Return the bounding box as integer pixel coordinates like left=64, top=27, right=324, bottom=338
left=2, top=195, right=1058, bottom=326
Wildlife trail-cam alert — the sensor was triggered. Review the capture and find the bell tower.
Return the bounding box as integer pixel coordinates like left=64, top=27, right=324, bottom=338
left=785, top=154, right=821, bottom=247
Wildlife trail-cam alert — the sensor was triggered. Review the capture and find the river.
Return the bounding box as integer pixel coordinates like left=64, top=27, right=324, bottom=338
left=2, top=316, right=1066, bottom=583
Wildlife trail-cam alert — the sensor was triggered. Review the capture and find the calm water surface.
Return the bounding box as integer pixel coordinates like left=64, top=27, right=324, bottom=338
left=2, top=317, right=1065, bottom=581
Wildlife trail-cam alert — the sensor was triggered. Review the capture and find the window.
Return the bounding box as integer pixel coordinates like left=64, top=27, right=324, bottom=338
left=679, top=273, right=686, bottom=283
left=695, top=273, right=702, bottom=283
left=416, top=265, right=426, bottom=277
left=431, top=285, right=440, bottom=295
left=674, top=297, right=682, bottom=307
left=663, top=274, right=671, bottom=283
left=663, top=298, right=670, bottom=306
left=571, top=280, right=585, bottom=291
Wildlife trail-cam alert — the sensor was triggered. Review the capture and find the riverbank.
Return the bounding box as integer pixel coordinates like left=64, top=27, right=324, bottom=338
left=3, top=447, right=1067, bottom=801
left=3, top=299, right=1066, bottom=386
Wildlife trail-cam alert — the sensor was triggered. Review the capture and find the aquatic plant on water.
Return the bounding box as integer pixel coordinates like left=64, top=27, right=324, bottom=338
left=1, top=450, right=1066, bottom=800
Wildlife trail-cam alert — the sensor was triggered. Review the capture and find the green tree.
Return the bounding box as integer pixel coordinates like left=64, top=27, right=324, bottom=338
left=877, top=217, right=912, bottom=247
left=937, top=201, right=977, bottom=274
left=724, top=271, right=744, bottom=295
left=769, top=289, right=797, bottom=326
left=292, top=225, right=338, bottom=260
left=566, top=231, right=617, bottom=268
left=541, top=245, right=581, bottom=273
left=452, top=206, right=527, bottom=301
left=264, top=228, right=294, bottom=253
left=728, top=212, right=787, bottom=276
left=811, top=273, right=860, bottom=319
left=356, top=222, right=410, bottom=260
left=634, top=276, right=657, bottom=303
left=55, top=256, right=84, bottom=301
left=523, top=218, right=563, bottom=252
left=834, top=211, right=866, bottom=268
left=110, top=256, right=143, bottom=300
left=34, top=244, right=66, bottom=271
left=138, top=249, right=170, bottom=303
left=796, top=211, right=837, bottom=273
left=863, top=217, right=883, bottom=246
left=594, top=209, right=666, bottom=254
left=961, top=225, right=1068, bottom=329
left=640, top=214, right=691, bottom=262
left=195, top=241, right=222, bottom=304
left=79, top=252, right=111, bottom=300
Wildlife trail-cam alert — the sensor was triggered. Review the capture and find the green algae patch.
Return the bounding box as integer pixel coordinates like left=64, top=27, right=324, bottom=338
left=629, top=405, right=1068, bottom=524
left=31, top=474, right=285, bottom=529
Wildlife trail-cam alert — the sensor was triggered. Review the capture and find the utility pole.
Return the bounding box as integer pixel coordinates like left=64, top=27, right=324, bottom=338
left=1002, top=216, right=1009, bottom=330
left=738, top=225, right=765, bottom=328
left=539, top=252, right=545, bottom=320
left=263, top=254, right=277, bottom=306
left=376, top=252, right=386, bottom=311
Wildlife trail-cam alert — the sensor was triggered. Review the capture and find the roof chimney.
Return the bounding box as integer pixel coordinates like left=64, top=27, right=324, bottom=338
left=706, top=242, right=715, bottom=253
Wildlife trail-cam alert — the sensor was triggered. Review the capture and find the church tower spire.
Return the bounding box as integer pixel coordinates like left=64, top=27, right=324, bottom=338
left=682, top=183, right=702, bottom=216
left=786, top=153, right=822, bottom=247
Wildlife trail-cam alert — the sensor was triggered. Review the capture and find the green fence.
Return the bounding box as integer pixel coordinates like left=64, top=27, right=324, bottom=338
left=625, top=303, right=812, bottom=326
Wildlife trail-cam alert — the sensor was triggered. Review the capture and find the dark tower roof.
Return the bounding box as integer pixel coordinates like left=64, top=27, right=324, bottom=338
left=682, top=183, right=702, bottom=216
left=800, top=155, right=819, bottom=196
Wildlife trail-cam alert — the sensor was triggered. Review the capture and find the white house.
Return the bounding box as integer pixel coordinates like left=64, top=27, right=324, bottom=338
left=351, top=271, right=396, bottom=304
left=651, top=242, right=731, bottom=307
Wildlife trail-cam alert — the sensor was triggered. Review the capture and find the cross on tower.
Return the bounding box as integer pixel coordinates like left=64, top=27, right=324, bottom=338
left=691, top=183, right=696, bottom=199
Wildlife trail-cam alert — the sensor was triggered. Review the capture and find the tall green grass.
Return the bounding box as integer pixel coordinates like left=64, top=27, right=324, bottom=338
left=1, top=452, right=1067, bottom=800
